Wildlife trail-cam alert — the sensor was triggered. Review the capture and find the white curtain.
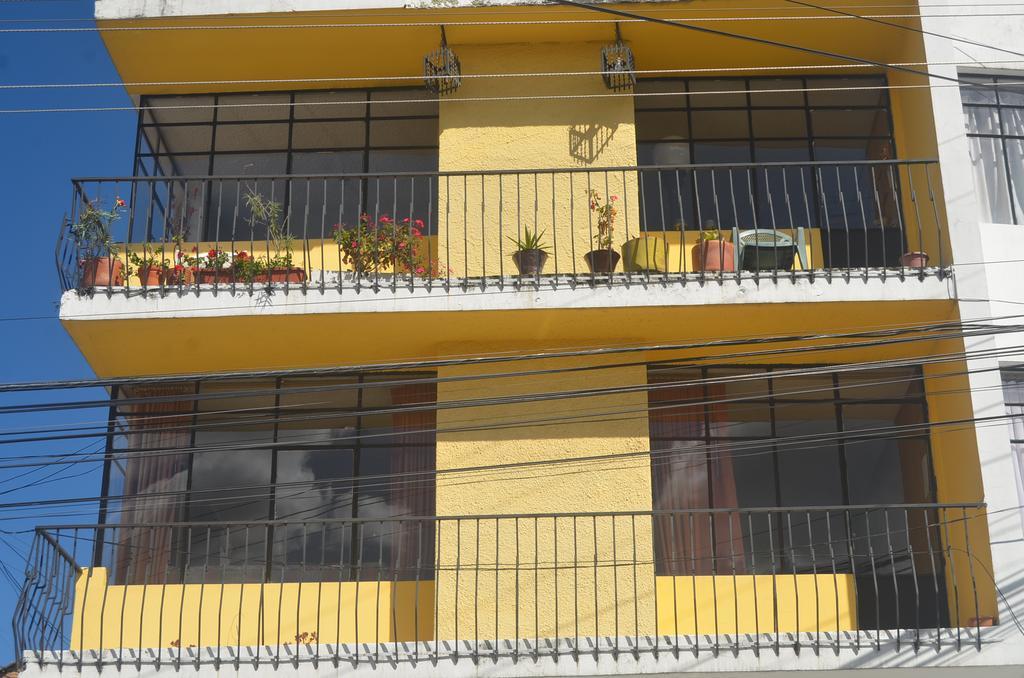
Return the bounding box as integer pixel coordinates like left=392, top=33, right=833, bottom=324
left=965, top=105, right=1024, bottom=224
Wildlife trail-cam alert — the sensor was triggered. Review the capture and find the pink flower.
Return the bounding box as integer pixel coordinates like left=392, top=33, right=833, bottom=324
left=611, top=195, right=619, bottom=201
left=416, top=266, right=425, bottom=275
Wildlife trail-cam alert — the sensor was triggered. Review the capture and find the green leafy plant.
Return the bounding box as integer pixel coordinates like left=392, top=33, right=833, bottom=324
left=127, top=244, right=171, bottom=272
left=333, top=214, right=424, bottom=274
left=699, top=221, right=724, bottom=242
left=244, top=188, right=295, bottom=269
left=588, top=190, right=618, bottom=249
left=70, top=198, right=126, bottom=256
left=231, top=250, right=267, bottom=282
left=507, top=227, right=549, bottom=252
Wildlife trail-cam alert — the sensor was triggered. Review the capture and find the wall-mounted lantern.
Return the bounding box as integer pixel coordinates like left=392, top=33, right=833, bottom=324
left=601, top=24, right=636, bottom=91
left=424, top=26, right=462, bottom=96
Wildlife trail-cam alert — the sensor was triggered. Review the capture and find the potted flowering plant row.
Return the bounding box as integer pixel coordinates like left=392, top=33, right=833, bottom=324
left=334, top=214, right=445, bottom=278
left=70, top=197, right=127, bottom=288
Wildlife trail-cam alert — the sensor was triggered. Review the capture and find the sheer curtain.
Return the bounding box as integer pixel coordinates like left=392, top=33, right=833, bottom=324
left=965, top=105, right=1019, bottom=224
left=114, top=386, right=193, bottom=584
left=650, top=382, right=745, bottom=575
left=388, top=382, right=437, bottom=579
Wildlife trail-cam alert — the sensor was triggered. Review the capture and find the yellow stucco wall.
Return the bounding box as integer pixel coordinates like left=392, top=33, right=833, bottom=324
left=433, top=358, right=655, bottom=640
left=656, top=574, right=857, bottom=636
left=69, top=567, right=434, bottom=651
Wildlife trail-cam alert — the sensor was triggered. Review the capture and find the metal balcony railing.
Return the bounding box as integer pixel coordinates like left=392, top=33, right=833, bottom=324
left=15, top=503, right=990, bottom=668
left=56, top=160, right=948, bottom=297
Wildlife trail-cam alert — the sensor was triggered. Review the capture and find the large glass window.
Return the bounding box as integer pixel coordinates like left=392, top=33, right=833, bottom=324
left=634, top=76, right=903, bottom=266
left=648, top=364, right=944, bottom=628
left=133, top=89, right=439, bottom=239
left=961, top=73, right=1024, bottom=224
left=102, top=374, right=436, bottom=584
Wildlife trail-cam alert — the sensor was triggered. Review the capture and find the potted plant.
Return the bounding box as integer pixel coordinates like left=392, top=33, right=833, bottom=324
left=127, top=244, right=173, bottom=287
left=901, top=251, right=929, bottom=268
left=508, top=228, right=549, bottom=276
left=692, top=222, right=736, bottom=273
left=621, top=221, right=670, bottom=274
left=70, top=198, right=126, bottom=288
left=245, top=189, right=307, bottom=283
left=334, top=214, right=425, bottom=277
left=584, top=190, right=620, bottom=274
left=191, top=247, right=234, bottom=285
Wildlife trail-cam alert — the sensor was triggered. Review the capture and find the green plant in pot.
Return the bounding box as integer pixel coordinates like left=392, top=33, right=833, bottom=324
left=585, top=190, right=621, bottom=274
left=127, top=244, right=174, bottom=287
left=70, top=198, right=126, bottom=288
left=692, top=221, right=736, bottom=273
left=508, top=228, right=549, bottom=276
left=245, top=188, right=307, bottom=283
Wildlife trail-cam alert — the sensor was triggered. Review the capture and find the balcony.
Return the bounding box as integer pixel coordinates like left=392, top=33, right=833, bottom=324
left=58, top=159, right=950, bottom=299
left=16, top=504, right=992, bottom=670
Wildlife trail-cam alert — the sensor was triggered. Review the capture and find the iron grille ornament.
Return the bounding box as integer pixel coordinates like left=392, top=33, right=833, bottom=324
left=424, top=27, right=461, bottom=96
left=601, top=25, right=635, bottom=91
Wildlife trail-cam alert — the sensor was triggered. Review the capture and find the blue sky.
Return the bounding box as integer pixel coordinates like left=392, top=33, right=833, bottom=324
left=0, top=0, right=134, bottom=660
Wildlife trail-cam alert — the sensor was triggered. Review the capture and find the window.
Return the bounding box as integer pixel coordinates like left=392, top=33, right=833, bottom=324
left=102, top=374, right=437, bottom=584
left=648, top=365, right=944, bottom=628
left=133, top=89, right=439, bottom=240
left=961, top=73, right=1024, bottom=224
left=634, top=76, right=903, bottom=266
left=1001, top=368, right=1024, bottom=507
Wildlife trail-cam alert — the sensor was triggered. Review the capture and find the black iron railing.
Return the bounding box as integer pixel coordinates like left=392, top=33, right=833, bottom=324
left=56, top=160, right=948, bottom=296
left=15, top=503, right=990, bottom=667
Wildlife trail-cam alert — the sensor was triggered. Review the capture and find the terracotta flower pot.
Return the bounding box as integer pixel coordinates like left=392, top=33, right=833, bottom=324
left=584, top=249, right=621, bottom=274
left=968, top=616, right=995, bottom=627
left=260, top=267, right=307, bottom=284
left=196, top=268, right=236, bottom=285
left=80, top=257, right=124, bottom=288
left=512, top=249, right=548, bottom=276
left=692, top=240, right=736, bottom=272
left=137, top=266, right=163, bottom=287
left=901, top=251, right=929, bottom=268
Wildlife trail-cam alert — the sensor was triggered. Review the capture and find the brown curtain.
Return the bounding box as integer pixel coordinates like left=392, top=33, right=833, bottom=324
left=388, top=383, right=436, bottom=579
left=650, top=382, right=746, bottom=575
left=114, top=386, right=192, bottom=584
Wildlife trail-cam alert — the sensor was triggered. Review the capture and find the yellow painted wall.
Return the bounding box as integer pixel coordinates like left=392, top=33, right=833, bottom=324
left=656, top=575, right=857, bottom=636
left=69, top=567, right=433, bottom=651
left=923, top=358, right=998, bottom=624
left=433, top=358, right=655, bottom=640
left=437, top=42, right=639, bottom=277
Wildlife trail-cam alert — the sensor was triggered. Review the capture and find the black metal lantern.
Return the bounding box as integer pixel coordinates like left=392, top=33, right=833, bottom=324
left=601, top=24, right=635, bottom=91
left=424, top=26, right=461, bottom=96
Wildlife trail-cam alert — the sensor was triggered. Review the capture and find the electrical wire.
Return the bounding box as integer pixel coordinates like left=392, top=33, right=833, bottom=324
left=0, top=80, right=1003, bottom=115
left=3, top=59, right=1023, bottom=91
left=3, top=9, right=1024, bottom=31
left=783, top=0, right=1024, bottom=59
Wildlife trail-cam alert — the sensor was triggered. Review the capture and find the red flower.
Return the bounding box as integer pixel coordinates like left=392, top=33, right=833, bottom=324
left=379, top=215, right=392, bottom=224
left=208, top=249, right=218, bottom=258
left=416, top=266, right=425, bottom=275
left=412, top=227, right=422, bottom=237
left=115, top=197, right=126, bottom=208
left=236, top=251, right=248, bottom=260
left=192, top=246, right=199, bottom=252
left=402, top=217, right=411, bottom=223
left=414, top=219, right=424, bottom=228
left=174, top=264, right=184, bottom=272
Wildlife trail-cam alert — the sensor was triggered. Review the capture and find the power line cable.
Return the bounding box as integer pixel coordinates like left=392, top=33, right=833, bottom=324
left=783, top=0, right=1024, bottom=59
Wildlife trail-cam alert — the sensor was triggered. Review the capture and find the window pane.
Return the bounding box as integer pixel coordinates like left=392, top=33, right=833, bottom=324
left=752, top=109, right=808, bottom=138
left=214, top=122, right=290, bottom=152
left=370, top=89, right=438, bottom=118
left=216, top=92, right=291, bottom=122
left=691, top=110, right=750, bottom=139
left=635, top=110, right=688, bottom=141
left=806, top=76, right=887, bottom=107
left=688, top=79, right=747, bottom=108
left=294, top=89, right=367, bottom=119
left=811, top=109, right=891, bottom=137
left=749, top=79, right=805, bottom=107
left=960, top=76, right=998, bottom=105
left=292, top=120, right=366, bottom=150
left=635, top=80, right=689, bottom=110
left=369, top=118, right=438, bottom=147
